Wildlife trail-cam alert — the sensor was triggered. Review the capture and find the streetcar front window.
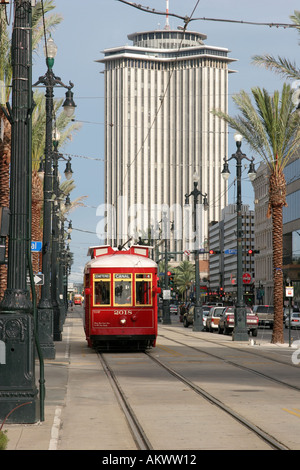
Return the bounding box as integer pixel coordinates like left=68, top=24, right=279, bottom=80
left=114, top=273, right=132, bottom=306
left=135, top=274, right=152, bottom=305
left=93, top=274, right=111, bottom=306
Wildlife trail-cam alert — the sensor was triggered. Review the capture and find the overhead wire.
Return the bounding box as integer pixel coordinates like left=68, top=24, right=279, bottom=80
left=117, top=1, right=298, bottom=29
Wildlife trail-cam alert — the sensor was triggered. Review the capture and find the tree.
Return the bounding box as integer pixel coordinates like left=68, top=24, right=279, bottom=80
left=252, top=11, right=300, bottom=81
left=0, top=2, right=62, bottom=297
left=174, top=260, right=195, bottom=301
left=213, top=84, right=300, bottom=343
left=30, top=92, right=81, bottom=289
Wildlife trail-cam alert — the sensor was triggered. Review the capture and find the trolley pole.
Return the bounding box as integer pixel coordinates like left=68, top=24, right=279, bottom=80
left=0, top=0, right=38, bottom=423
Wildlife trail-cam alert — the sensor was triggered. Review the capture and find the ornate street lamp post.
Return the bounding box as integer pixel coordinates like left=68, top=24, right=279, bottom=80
left=0, top=0, right=38, bottom=423
left=221, top=133, right=256, bottom=341
left=185, top=174, right=208, bottom=331
left=51, top=131, right=73, bottom=340
left=34, top=36, right=76, bottom=358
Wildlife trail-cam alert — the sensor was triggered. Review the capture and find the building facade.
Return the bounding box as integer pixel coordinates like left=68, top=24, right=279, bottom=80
left=98, top=27, right=236, bottom=257
left=209, top=204, right=255, bottom=304
left=252, top=158, right=300, bottom=306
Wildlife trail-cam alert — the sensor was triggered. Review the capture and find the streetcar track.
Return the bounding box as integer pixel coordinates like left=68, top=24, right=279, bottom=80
left=78, top=308, right=293, bottom=450
left=164, top=326, right=300, bottom=368
left=145, top=351, right=289, bottom=450
left=159, top=330, right=300, bottom=393
left=97, top=351, right=153, bottom=451
left=98, top=343, right=289, bottom=450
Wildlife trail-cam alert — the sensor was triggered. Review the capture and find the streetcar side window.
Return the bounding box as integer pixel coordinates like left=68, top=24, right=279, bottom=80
left=135, top=274, right=152, bottom=306
left=114, top=273, right=132, bottom=306
left=93, top=274, right=111, bottom=306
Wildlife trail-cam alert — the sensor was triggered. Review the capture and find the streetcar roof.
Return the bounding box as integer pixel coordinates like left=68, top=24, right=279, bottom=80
left=87, top=245, right=153, bottom=259
left=85, top=245, right=157, bottom=271
left=85, top=253, right=157, bottom=270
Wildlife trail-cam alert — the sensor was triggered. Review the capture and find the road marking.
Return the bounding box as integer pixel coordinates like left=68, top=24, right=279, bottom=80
left=283, top=408, right=300, bottom=418
left=156, top=344, right=184, bottom=356
left=48, top=406, right=62, bottom=450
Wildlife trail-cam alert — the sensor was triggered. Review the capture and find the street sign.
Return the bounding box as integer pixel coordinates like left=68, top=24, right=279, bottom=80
left=242, top=272, right=252, bottom=284
left=26, top=273, right=44, bottom=285
left=163, top=289, right=171, bottom=300
left=286, top=286, right=294, bottom=297
left=224, top=249, right=237, bottom=254
left=31, top=241, right=42, bottom=252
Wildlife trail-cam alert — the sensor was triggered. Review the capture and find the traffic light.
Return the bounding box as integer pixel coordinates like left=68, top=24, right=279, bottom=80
left=209, top=249, right=221, bottom=254
left=168, top=272, right=175, bottom=290
left=247, top=249, right=260, bottom=254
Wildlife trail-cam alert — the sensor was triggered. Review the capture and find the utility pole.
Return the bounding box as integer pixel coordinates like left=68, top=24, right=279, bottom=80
left=0, top=0, right=38, bottom=423
left=162, top=212, right=171, bottom=324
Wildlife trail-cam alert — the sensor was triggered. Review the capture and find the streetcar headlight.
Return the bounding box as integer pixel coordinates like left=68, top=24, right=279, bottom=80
left=120, top=318, right=126, bottom=325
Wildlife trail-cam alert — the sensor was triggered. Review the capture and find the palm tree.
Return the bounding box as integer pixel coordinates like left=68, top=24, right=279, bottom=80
left=252, top=11, right=300, bottom=81
left=174, top=260, right=195, bottom=301
left=213, top=84, right=300, bottom=343
left=0, top=1, right=62, bottom=298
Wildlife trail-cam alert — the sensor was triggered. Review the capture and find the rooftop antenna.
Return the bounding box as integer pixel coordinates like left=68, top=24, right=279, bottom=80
left=164, top=0, right=170, bottom=30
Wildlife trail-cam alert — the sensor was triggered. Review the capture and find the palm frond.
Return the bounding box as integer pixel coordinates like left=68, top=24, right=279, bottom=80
left=251, top=54, right=300, bottom=81
left=212, top=84, right=300, bottom=171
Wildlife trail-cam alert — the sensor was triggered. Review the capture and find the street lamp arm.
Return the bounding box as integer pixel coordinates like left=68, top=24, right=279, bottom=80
left=33, top=73, right=74, bottom=92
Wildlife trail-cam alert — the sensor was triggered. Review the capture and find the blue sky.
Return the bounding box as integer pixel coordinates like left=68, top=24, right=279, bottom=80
left=31, top=0, right=300, bottom=283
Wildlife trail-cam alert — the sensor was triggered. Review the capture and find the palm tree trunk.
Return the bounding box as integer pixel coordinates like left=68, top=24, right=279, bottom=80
left=31, top=169, right=44, bottom=302
left=271, top=204, right=284, bottom=343
left=0, top=114, right=11, bottom=300
left=269, top=163, right=285, bottom=344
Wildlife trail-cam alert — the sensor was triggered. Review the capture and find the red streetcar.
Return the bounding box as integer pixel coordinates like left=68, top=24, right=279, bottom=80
left=74, top=294, right=82, bottom=305
left=83, top=245, right=159, bottom=350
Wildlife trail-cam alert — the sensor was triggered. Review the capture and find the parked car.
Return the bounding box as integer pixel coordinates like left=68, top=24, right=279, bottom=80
left=170, top=303, right=179, bottom=315
left=285, top=312, right=300, bottom=329
left=252, top=305, right=274, bottom=328
left=205, top=306, right=225, bottom=332
left=183, top=304, right=214, bottom=328
left=218, top=306, right=258, bottom=336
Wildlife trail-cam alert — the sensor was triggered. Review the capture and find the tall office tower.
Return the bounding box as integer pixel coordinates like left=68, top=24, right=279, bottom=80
left=98, top=23, right=236, bottom=256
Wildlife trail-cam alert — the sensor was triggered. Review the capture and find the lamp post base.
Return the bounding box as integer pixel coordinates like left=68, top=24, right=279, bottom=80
left=232, top=306, right=249, bottom=341
left=193, top=305, right=203, bottom=331
left=37, top=305, right=55, bottom=359
left=53, top=303, right=63, bottom=341
left=0, top=312, right=38, bottom=424
left=162, top=300, right=171, bottom=324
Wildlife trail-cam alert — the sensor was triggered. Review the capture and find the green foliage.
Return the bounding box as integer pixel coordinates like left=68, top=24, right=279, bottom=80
left=174, top=260, right=195, bottom=295
left=0, top=429, right=8, bottom=450
left=212, top=84, right=300, bottom=171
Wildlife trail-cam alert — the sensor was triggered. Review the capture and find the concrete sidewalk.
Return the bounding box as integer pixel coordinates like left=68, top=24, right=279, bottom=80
left=4, top=311, right=137, bottom=450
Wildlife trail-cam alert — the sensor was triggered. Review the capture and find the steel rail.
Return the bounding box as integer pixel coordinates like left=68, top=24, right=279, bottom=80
left=160, top=330, right=300, bottom=393
left=146, top=351, right=289, bottom=451
left=97, top=352, right=153, bottom=451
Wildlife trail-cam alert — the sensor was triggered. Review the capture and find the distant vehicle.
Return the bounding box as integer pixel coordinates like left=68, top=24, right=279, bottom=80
left=183, top=304, right=216, bottom=328
left=252, top=305, right=274, bottom=328
left=285, top=312, right=300, bottom=329
left=74, top=294, right=82, bottom=305
left=218, top=306, right=258, bottom=336
left=205, top=306, right=225, bottom=332
left=170, top=303, right=179, bottom=314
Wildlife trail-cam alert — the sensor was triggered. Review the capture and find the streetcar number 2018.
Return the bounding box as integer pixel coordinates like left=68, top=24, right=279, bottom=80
left=114, top=310, right=132, bottom=315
